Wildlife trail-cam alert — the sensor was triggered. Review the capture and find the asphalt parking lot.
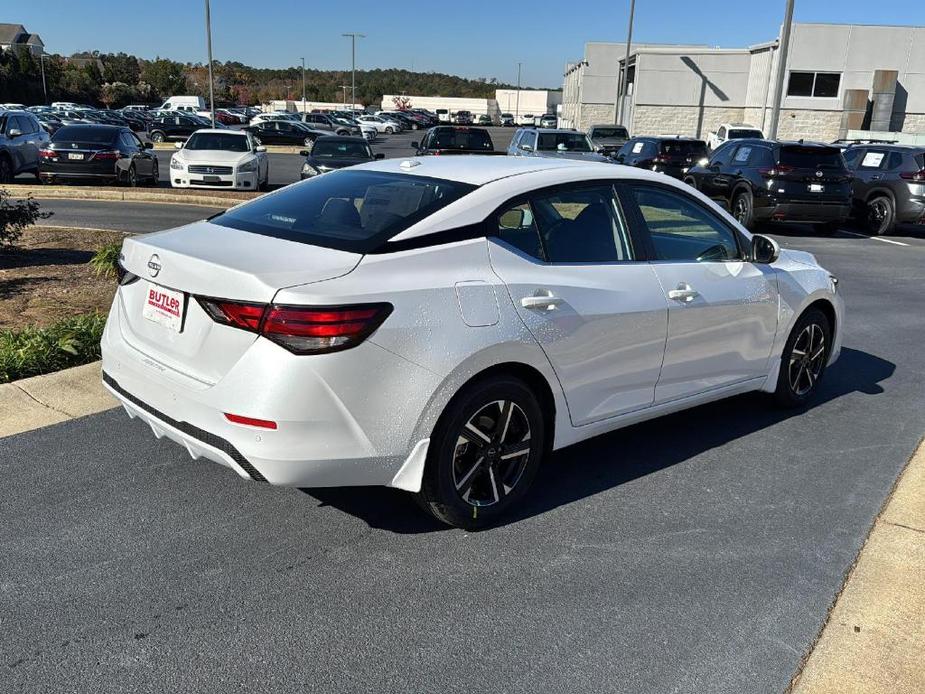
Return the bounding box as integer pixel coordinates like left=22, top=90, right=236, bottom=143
left=2, top=210, right=924, bottom=691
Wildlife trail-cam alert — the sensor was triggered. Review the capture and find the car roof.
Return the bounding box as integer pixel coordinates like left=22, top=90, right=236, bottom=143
left=845, top=142, right=924, bottom=152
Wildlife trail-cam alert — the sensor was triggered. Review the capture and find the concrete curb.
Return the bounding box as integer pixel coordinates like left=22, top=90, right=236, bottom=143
left=152, top=142, right=305, bottom=155
left=789, top=438, right=925, bottom=693
left=16, top=185, right=244, bottom=209
left=0, top=362, right=116, bottom=438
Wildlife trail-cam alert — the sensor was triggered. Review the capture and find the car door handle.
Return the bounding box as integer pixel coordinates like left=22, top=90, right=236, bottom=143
left=667, top=285, right=699, bottom=303
left=870, top=175, right=882, bottom=181
left=521, top=292, right=563, bottom=311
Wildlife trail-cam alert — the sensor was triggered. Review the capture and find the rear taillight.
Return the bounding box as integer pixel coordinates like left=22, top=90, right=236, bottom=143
left=899, top=169, right=925, bottom=182
left=196, top=299, right=392, bottom=354
left=39, top=148, right=56, bottom=159
left=759, top=164, right=794, bottom=179
left=92, top=150, right=122, bottom=161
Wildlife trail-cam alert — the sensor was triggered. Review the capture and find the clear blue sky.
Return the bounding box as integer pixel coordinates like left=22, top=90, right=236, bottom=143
left=14, top=1, right=923, bottom=87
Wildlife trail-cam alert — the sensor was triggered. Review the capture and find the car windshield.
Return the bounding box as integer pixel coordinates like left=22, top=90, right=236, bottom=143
left=431, top=129, right=494, bottom=151
left=779, top=146, right=845, bottom=169
left=591, top=127, right=628, bottom=139
left=659, top=140, right=707, bottom=157
left=311, top=140, right=371, bottom=158
left=51, top=126, right=117, bottom=144
left=728, top=129, right=763, bottom=139
left=212, top=171, right=475, bottom=253
left=185, top=133, right=250, bottom=151
left=537, top=132, right=592, bottom=152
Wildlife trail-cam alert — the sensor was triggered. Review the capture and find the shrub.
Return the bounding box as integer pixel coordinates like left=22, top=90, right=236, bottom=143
left=90, top=242, right=122, bottom=278
left=0, top=313, right=107, bottom=384
left=0, top=190, right=53, bottom=249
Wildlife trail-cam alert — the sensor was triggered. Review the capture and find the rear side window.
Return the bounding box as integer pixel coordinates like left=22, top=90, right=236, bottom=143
left=212, top=170, right=475, bottom=253
left=532, top=186, right=633, bottom=263
left=728, top=129, right=763, bottom=139
left=779, top=146, right=845, bottom=170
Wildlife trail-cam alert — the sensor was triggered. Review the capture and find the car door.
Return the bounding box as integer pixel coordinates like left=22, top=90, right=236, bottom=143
left=126, top=131, right=154, bottom=178
left=4, top=115, right=29, bottom=173
left=488, top=182, right=669, bottom=425
left=852, top=148, right=890, bottom=200
left=620, top=182, right=779, bottom=403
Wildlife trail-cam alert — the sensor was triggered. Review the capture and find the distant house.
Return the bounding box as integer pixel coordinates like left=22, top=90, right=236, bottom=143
left=0, top=23, right=44, bottom=56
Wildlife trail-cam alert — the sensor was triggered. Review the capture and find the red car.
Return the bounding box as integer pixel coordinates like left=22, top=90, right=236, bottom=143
left=214, top=109, right=243, bottom=125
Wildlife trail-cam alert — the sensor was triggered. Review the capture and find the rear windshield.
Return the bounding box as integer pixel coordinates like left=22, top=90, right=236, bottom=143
left=431, top=129, right=493, bottom=151
left=659, top=140, right=707, bottom=156
left=312, top=140, right=371, bottom=158
left=779, top=146, right=845, bottom=169
left=590, top=127, right=628, bottom=139
left=537, top=132, right=591, bottom=152
left=212, top=170, right=475, bottom=253
left=728, top=129, right=763, bottom=139
left=185, top=133, right=249, bottom=151
left=52, top=126, right=117, bottom=144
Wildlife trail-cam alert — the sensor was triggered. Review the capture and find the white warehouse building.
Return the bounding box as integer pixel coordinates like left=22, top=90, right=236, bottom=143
left=380, top=90, right=561, bottom=123
left=562, top=22, right=925, bottom=141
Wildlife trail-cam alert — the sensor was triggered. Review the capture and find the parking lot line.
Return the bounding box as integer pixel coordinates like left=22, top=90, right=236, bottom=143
left=871, top=237, right=910, bottom=247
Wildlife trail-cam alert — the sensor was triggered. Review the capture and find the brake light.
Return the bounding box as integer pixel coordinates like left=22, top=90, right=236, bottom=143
left=92, top=150, right=122, bottom=160
left=39, top=148, right=56, bottom=159
left=196, top=299, right=392, bottom=354
left=900, top=169, right=925, bottom=182
left=759, top=164, right=794, bottom=178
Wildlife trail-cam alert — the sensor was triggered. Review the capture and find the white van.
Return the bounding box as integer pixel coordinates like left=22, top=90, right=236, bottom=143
left=158, top=96, right=206, bottom=112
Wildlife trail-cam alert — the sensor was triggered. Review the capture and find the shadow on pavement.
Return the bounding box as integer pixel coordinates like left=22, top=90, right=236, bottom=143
left=301, top=346, right=895, bottom=533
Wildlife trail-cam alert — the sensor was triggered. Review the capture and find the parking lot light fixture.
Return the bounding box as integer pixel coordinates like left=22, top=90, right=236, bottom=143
left=515, top=62, right=522, bottom=122
left=301, top=57, right=306, bottom=116
left=768, top=0, right=796, bottom=140
left=205, top=0, right=215, bottom=127
left=342, top=33, right=366, bottom=109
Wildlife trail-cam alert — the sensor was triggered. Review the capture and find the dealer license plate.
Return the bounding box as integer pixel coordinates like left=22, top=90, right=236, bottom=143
left=68, top=153, right=84, bottom=160
left=142, top=282, right=185, bottom=333
left=809, top=183, right=824, bottom=193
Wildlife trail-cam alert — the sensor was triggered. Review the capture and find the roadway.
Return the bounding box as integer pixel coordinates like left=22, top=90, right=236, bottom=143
left=2, top=226, right=924, bottom=692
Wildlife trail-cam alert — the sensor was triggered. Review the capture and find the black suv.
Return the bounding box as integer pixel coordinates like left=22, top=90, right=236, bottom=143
left=842, top=144, right=925, bottom=235
left=684, top=139, right=852, bottom=231
left=413, top=126, right=499, bottom=156
left=148, top=115, right=209, bottom=143
left=615, top=137, right=707, bottom=179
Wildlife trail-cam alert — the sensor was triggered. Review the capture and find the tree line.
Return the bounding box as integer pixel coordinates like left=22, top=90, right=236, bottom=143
left=0, top=48, right=522, bottom=108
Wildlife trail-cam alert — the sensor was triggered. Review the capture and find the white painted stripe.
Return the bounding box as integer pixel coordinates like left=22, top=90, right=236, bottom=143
left=872, top=237, right=910, bottom=247
left=836, top=230, right=868, bottom=239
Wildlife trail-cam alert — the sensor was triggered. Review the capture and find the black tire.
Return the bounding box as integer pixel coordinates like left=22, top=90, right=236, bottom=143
left=416, top=376, right=547, bottom=529
left=385, top=126, right=394, bottom=134
left=773, top=308, right=832, bottom=408
left=684, top=176, right=698, bottom=190
left=0, top=156, right=12, bottom=184
left=865, top=195, right=894, bottom=236
left=124, top=164, right=137, bottom=187
left=731, top=189, right=754, bottom=229
left=150, top=131, right=165, bottom=143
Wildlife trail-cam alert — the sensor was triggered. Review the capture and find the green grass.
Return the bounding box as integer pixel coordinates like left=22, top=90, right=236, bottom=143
left=89, top=242, right=121, bottom=279
left=0, top=313, right=107, bottom=384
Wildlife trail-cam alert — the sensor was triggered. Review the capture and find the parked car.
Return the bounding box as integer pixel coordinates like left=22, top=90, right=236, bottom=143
left=157, top=96, right=207, bottom=112
left=684, top=139, right=852, bottom=232
left=500, top=113, right=515, bottom=127
left=170, top=129, right=268, bottom=191
left=436, top=108, right=451, bottom=123
left=357, top=115, right=399, bottom=134
left=299, top=135, right=382, bottom=179
left=452, top=110, right=474, bottom=125
left=245, top=120, right=327, bottom=147
left=477, top=114, right=493, bottom=126
left=101, top=156, right=843, bottom=529
left=148, top=114, right=211, bottom=143
left=1, top=109, right=50, bottom=182
left=539, top=114, right=558, bottom=128
left=587, top=124, right=629, bottom=157
left=842, top=144, right=925, bottom=235
left=706, top=123, right=764, bottom=151
left=615, top=136, right=708, bottom=179
left=518, top=114, right=535, bottom=126
left=35, top=112, right=65, bottom=136
left=378, top=111, right=420, bottom=130
left=249, top=112, right=301, bottom=127
left=507, top=128, right=611, bottom=163
left=38, top=124, right=158, bottom=186
left=299, top=113, right=360, bottom=136
left=412, top=126, right=499, bottom=156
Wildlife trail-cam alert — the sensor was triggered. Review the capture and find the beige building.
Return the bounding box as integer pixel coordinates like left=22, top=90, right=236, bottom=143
left=562, top=22, right=925, bottom=141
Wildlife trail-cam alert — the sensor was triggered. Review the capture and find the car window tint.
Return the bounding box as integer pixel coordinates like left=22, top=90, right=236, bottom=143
left=887, top=151, right=904, bottom=171
left=631, top=185, right=741, bottom=262
left=532, top=186, right=633, bottom=263
left=750, top=147, right=774, bottom=167
left=842, top=148, right=864, bottom=169
left=496, top=202, right=544, bottom=260
left=708, top=142, right=735, bottom=166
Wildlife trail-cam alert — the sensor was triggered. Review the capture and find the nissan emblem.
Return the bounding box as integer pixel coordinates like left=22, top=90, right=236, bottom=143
left=147, top=254, right=162, bottom=278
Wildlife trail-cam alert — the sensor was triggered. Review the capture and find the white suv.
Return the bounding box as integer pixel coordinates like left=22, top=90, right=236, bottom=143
left=102, top=157, right=842, bottom=529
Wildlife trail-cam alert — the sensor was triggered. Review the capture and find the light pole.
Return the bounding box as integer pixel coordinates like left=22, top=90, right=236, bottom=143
left=342, top=33, right=366, bottom=109
left=768, top=0, right=795, bottom=140
left=515, top=62, right=522, bottom=123
left=39, top=51, right=48, bottom=104
left=301, top=57, right=307, bottom=117
left=340, top=85, right=350, bottom=108
left=204, top=0, right=215, bottom=127
left=617, top=0, right=636, bottom=125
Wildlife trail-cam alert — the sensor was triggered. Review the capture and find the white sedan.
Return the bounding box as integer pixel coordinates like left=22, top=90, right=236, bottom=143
left=169, top=130, right=269, bottom=191
left=357, top=115, right=400, bottom=134
left=102, top=157, right=842, bottom=529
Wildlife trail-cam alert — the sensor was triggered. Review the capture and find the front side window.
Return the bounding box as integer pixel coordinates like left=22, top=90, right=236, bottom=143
left=532, top=186, right=633, bottom=263
left=212, top=171, right=475, bottom=253
left=537, top=132, right=592, bottom=153
left=708, top=141, right=737, bottom=167
left=520, top=131, right=537, bottom=149
left=630, top=185, right=741, bottom=262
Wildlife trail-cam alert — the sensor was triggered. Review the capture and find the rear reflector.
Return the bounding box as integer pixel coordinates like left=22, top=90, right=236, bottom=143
left=224, top=413, right=277, bottom=429
left=196, top=298, right=392, bottom=354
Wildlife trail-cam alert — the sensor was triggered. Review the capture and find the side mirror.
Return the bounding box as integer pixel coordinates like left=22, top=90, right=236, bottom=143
left=174, top=142, right=183, bottom=149
left=255, top=145, right=267, bottom=152
left=143, top=142, right=154, bottom=149
left=410, top=142, right=419, bottom=149
left=751, top=234, right=780, bottom=264
left=8, top=128, right=22, bottom=137
left=299, top=149, right=310, bottom=157
left=374, top=153, right=385, bottom=160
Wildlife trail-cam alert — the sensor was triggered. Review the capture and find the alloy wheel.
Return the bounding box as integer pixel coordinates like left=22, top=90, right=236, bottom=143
left=734, top=196, right=750, bottom=224
left=452, top=400, right=532, bottom=507
left=788, top=323, right=826, bottom=396
left=868, top=198, right=889, bottom=234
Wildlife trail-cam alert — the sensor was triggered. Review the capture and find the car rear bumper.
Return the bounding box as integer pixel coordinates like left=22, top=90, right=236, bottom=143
left=100, top=295, right=440, bottom=489
left=754, top=201, right=851, bottom=223
left=896, top=197, right=925, bottom=224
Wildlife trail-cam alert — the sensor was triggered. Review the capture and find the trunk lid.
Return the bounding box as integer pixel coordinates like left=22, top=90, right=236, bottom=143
left=773, top=145, right=852, bottom=201
left=116, top=221, right=362, bottom=384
